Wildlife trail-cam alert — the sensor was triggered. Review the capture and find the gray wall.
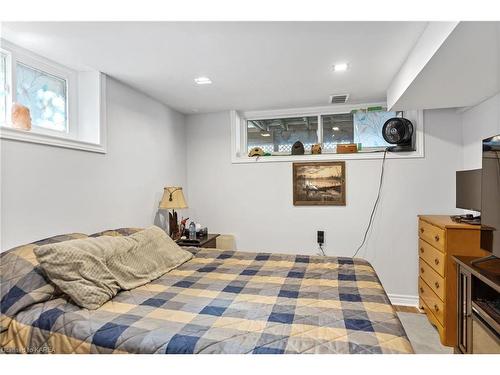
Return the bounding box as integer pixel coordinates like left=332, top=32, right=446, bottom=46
left=0, top=77, right=186, bottom=250
left=184, top=109, right=464, bottom=299
left=461, top=92, right=500, bottom=169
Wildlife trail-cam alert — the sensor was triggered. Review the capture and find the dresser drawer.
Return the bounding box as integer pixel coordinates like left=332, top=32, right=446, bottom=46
left=419, top=277, right=445, bottom=325
left=418, top=239, right=445, bottom=277
left=420, top=297, right=445, bottom=343
left=418, top=220, right=445, bottom=251
left=419, top=258, right=445, bottom=300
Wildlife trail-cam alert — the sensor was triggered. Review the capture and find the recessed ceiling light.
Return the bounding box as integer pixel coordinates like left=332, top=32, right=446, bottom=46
left=332, top=126, right=340, bottom=131
left=333, top=63, right=349, bottom=72
left=261, top=132, right=271, bottom=137
left=194, top=76, right=212, bottom=85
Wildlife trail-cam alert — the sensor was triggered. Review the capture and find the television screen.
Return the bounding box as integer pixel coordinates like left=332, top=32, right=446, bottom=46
left=480, top=135, right=500, bottom=257
left=456, top=169, right=481, bottom=211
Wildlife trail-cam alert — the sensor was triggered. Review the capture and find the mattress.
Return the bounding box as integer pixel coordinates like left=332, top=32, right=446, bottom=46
left=0, top=229, right=413, bottom=354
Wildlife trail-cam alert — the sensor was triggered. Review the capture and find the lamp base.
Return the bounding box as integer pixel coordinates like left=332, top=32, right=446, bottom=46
left=168, top=210, right=179, bottom=239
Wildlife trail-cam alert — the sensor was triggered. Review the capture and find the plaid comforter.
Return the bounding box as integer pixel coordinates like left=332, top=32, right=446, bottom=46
left=0, top=229, right=413, bottom=354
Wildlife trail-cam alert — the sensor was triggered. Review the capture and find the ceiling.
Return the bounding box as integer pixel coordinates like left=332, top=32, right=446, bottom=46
left=1, top=22, right=428, bottom=114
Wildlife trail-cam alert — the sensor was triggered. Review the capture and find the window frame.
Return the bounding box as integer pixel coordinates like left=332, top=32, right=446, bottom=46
left=0, top=39, right=107, bottom=153
left=0, top=49, right=12, bottom=126
left=231, top=103, right=424, bottom=163
left=1, top=41, right=78, bottom=139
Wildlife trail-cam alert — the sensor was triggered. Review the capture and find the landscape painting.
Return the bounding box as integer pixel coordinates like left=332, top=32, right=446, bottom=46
left=293, top=162, right=346, bottom=206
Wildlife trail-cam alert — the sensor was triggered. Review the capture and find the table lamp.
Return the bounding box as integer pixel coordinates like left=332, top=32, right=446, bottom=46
left=159, top=186, right=188, bottom=238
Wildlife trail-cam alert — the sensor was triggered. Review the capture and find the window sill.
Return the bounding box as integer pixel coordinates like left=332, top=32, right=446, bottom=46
left=0, top=126, right=106, bottom=153
left=231, top=148, right=424, bottom=164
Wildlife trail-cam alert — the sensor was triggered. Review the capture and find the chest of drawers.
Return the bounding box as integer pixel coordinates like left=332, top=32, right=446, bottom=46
left=418, top=215, right=488, bottom=347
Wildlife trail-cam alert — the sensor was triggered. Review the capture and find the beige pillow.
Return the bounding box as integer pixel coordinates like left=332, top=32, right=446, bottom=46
left=34, top=226, right=193, bottom=310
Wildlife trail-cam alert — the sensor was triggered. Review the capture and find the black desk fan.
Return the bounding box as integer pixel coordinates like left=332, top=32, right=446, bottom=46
left=382, top=117, right=415, bottom=152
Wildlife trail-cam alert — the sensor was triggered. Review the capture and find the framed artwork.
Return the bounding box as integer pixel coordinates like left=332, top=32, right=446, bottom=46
left=292, top=162, right=346, bottom=206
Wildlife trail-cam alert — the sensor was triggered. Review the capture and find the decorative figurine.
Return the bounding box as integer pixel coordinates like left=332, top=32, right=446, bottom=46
left=292, top=141, right=305, bottom=155
left=311, top=144, right=322, bottom=154
left=248, top=147, right=265, bottom=157
left=179, top=217, right=189, bottom=238
left=11, top=103, right=32, bottom=131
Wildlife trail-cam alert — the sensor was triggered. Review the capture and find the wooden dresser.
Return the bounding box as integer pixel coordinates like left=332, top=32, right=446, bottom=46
left=418, top=215, right=488, bottom=347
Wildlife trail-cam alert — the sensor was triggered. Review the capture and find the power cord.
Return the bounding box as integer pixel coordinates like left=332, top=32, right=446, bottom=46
left=353, top=148, right=389, bottom=258
left=317, top=243, right=326, bottom=256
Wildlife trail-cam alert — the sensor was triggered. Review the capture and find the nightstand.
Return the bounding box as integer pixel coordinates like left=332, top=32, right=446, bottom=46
left=176, top=234, right=220, bottom=248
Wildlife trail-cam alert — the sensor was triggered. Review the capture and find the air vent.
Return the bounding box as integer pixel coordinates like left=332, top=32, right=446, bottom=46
left=329, top=94, right=349, bottom=104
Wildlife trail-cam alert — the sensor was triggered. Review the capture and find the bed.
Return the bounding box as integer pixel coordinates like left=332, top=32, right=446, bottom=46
left=0, top=228, right=413, bottom=354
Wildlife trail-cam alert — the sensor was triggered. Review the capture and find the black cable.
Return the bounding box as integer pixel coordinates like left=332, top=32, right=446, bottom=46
left=353, top=148, right=388, bottom=258
left=318, top=243, right=326, bottom=256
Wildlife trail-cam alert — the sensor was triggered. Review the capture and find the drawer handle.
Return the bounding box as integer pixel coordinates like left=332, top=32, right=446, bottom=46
left=419, top=287, right=424, bottom=293
left=434, top=304, right=439, bottom=312
left=420, top=267, right=424, bottom=273
left=434, top=258, right=439, bottom=265
left=434, top=234, right=440, bottom=242
left=434, top=281, right=440, bottom=289
left=420, top=247, right=424, bottom=253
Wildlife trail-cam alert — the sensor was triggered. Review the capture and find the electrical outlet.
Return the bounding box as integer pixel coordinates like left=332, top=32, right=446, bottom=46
left=317, top=230, right=324, bottom=245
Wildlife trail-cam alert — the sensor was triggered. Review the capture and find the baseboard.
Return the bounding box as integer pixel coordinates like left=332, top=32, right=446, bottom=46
left=388, top=293, right=419, bottom=307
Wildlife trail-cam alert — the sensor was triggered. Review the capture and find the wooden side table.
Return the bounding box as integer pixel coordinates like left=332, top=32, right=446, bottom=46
left=453, top=256, right=500, bottom=354
left=176, top=234, right=219, bottom=248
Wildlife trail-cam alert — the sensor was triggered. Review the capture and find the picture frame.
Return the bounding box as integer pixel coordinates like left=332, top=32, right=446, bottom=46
left=292, top=161, right=346, bottom=206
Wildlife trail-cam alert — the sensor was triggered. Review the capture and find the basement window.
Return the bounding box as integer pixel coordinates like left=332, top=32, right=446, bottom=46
left=321, top=113, right=355, bottom=152
left=231, top=105, right=424, bottom=163
left=246, top=110, right=397, bottom=155
left=0, top=39, right=107, bottom=153
left=16, top=62, right=69, bottom=133
left=322, top=111, right=397, bottom=152
left=247, top=116, right=318, bottom=153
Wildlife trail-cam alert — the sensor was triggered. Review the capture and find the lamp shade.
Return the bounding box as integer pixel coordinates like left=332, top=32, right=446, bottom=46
left=159, top=186, right=188, bottom=209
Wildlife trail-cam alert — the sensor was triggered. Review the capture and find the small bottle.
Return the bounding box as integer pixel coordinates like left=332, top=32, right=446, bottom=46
left=189, top=221, right=196, bottom=240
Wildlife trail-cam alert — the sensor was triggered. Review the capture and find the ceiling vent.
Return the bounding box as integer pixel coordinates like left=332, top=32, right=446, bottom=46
left=329, top=94, right=349, bottom=104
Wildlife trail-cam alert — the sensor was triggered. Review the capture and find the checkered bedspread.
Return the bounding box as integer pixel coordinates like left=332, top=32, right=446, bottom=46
left=0, top=229, right=413, bottom=354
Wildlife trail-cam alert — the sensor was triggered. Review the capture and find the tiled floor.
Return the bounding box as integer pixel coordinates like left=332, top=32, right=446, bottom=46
left=395, top=307, right=453, bottom=354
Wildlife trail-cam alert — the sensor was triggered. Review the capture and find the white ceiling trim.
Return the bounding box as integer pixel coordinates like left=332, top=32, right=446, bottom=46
left=386, top=21, right=458, bottom=110
left=387, top=21, right=500, bottom=111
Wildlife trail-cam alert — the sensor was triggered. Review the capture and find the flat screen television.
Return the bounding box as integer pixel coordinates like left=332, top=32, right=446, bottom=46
left=456, top=169, right=482, bottom=212
left=480, top=135, right=500, bottom=258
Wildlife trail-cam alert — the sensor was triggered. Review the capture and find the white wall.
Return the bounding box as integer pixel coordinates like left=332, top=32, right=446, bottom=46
left=461, top=93, right=500, bottom=170
left=185, top=109, right=463, bottom=298
left=0, top=77, right=186, bottom=250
